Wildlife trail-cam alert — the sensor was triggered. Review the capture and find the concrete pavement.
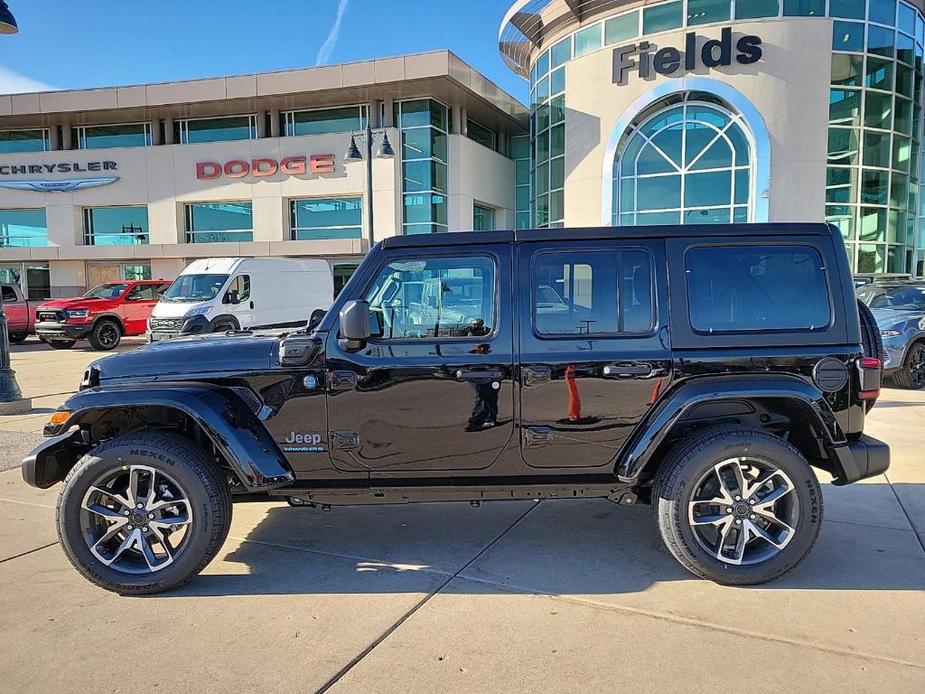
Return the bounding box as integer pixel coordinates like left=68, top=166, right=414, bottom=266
left=0, top=342, right=924, bottom=692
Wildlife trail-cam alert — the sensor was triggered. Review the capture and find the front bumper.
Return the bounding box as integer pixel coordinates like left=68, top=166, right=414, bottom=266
left=21, top=429, right=89, bottom=489
left=34, top=320, right=92, bottom=340
left=148, top=314, right=215, bottom=342
left=831, top=434, right=890, bottom=486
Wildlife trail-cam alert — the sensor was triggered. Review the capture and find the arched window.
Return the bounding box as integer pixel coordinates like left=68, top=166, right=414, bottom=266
left=614, top=94, right=753, bottom=226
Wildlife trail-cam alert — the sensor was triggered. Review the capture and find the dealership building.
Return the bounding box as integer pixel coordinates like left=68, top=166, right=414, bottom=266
left=1, top=0, right=925, bottom=299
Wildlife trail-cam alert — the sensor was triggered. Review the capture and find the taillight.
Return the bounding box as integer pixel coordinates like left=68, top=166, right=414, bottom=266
left=858, top=357, right=881, bottom=400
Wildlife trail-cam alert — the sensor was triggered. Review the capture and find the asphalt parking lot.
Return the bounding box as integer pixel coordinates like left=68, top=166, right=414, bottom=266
left=1, top=338, right=924, bottom=692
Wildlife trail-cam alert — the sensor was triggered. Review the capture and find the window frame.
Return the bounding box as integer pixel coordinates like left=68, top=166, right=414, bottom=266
left=289, top=196, right=363, bottom=240
left=75, top=122, right=152, bottom=149
left=0, top=127, right=50, bottom=153
left=82, top=206, right=150, bottom=246
left=177, top=114, right=257, bottom=144
left=357, top=250, right=501, bottom=344
left=184, top=201, right=254, bottom=244
left=530, top=247, right=657, bottom=339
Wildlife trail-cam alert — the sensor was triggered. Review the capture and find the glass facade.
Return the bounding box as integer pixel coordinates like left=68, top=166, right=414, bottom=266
left=185, top=202, right=253, bottom=243
left=531, top=38, right=567, bottom=227
left=473, top=204, right=496, bottom=230
left=0, top=129, right=49, bottom=153
left=511, top=135, right=532, bottom=229
left=615, top=96, right=752, bottom=225
left=284, top=105, right=367, bottom=136
left=0, top=262, right=51, bottom=299
left=467, top=118, right=497, bottom=150
left=0, top=209, right=48, bottom=247
left=396, top=99, right=450, bottom=234
left=83, top=206, right=150, bottom=245
left=290, top=198, right=362, bottom=240
left=177, top=115, right=256, bottom=144
left=75, top=123, right=151, bottom=149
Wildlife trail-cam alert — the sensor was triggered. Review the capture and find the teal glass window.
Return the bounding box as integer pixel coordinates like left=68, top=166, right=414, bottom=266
left=863, top=131, right=892, bottom=167
left=574, top=24, right=602, bottom=57
left=550, top=38, right=572, bottom=68
left=865, top=57, right=894, bottom=91
left=83, top=206, right=149, bottom=245
left=396, top=99, right=447, bottom=130
left=829, top=89, right=862, bottom=126
left=829, top=0, right=865, bottom=19
left=833, top=21, right=865, bottom=51
left=864, top=90, right=893, bottom=128
left=643, top=2, right=683, bottom=34
left=868, top=26, right=895, bottom=57
left=403, top=160, right=448, bottom=194
left=76, top=124, right=150, bottom=149
left=285, top=106, right=365, bottom=136
left=178, top=115, right=256, bottom=144
left=466, top=119, right=497, bottom=150
left=898, top=3, right=916, bottom=32
left=688, top=0, right=731, bottom=25
left=832, top=54, right=863, bottom=86
left=397, top=99, right=450, bottom=234
left=896, top=33, right=914, bottom=64
left=783, top=0, right=825, bottom=15
left=473, top=204, right=496, bottom=231
left=185, top=202, right=253, bottom=243
left=0, top=129, right=48, bottom=153
left=615, top=98, right=751, bottom=226
left=605, top=12, right=639, bottom=45
left=735, top=0, right=780, bottom=20
left=0, top=209, right=47, bottom=248
left=869, top=0, right=897, bottom=26
left=290, top=198, right=362, bottom=240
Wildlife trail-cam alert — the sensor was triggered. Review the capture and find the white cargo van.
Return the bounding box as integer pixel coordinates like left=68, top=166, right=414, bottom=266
left=147, top=257, right=332, bottom=341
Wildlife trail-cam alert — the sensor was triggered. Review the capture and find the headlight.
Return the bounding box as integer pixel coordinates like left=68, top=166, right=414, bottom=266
left=919, top=317, right=925, bottom=332
left=65, top=309, right=89, bottom=319
left=184, top=305, right=214, bottom=319
left=880, top=329, right=902, bottom=337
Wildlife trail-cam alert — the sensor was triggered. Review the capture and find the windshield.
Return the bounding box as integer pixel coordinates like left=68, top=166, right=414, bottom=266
left=161, top=274, right=229, bottom=302
left=83, top=283, right=128, bottom=299
left=870, top=286, right=925, bottom=310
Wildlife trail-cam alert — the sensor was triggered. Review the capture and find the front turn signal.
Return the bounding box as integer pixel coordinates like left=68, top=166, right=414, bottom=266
left=48, top=411, right=71, bottom=426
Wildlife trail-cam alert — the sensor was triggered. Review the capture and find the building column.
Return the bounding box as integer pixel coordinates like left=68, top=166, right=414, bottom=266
left=381, top=99, right=394, bottom=127
left=150, top=119, right=161, bottom=145
left=163, top=117, right=175, bottom=144
left=60, top=126, right=72, bottom=150
left=257, top=111, right=267, bottom=138
left=269, top=110, right=280, bottom=137
left=48, top=125, right=60, bottom=151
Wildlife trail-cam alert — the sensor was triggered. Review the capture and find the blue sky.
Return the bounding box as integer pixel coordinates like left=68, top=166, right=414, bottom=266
left=0, top=0, right=528, bottom=103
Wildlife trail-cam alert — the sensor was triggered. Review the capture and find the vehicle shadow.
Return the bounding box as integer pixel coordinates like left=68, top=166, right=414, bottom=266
left=9, top=338, right=147, bottom=354
left=170, top=482, right=925, bottom=598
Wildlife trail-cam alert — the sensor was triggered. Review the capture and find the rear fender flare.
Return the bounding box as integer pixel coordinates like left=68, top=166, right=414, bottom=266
left=616, top=375, right=845, bottom=483
left=47, top=383, right=293, bottom=491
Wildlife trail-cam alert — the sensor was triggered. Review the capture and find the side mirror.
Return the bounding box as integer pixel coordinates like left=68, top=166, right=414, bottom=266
left=224, top=290, right=239, bottom=305
left=338, top=299, right=370, bottom=351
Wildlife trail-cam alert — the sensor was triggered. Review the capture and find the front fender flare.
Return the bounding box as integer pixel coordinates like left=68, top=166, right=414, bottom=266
left=617, top=375, right=845, bottom=483
left=45, top=382, right=294, bottom=491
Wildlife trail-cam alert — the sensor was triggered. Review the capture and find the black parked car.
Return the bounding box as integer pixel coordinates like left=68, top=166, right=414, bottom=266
left=23, top=223, right=888, bottom=594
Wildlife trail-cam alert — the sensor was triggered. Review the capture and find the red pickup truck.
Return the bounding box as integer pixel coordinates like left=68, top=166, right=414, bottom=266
left=34, top=280, right=171, bottom=351
left=1, top=283, right=42, bottom=343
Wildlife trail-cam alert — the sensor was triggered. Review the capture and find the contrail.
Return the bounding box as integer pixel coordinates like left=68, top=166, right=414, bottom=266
left=315, top=0, right=350, bottom=66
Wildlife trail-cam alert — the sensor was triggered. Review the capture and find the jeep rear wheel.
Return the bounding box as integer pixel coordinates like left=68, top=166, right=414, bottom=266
left=653, top=427, right=822, bottom=585
left=56, top=432, right=232, bottom=594
left=88, top=319, right=121, bottom=350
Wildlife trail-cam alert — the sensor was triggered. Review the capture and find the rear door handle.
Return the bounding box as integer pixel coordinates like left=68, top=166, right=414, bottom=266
left=603, top=363, right=653, bottom=378
left=456, top=369, right=504, bottom=381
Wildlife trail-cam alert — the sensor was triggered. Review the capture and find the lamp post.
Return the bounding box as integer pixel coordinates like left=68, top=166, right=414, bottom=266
left=0, top=2, right=29, bottom=414
left=344, top=122, right=395, bottom=247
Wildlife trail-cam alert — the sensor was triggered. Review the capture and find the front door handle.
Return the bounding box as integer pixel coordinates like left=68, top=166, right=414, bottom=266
left=603, top=363, right=653, bottom=378
left=249, top=300, right=255, bottom=310
left=456, top=369, right=504, bottom=381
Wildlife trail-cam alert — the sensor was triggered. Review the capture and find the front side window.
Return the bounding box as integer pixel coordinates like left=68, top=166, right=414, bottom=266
left=127, top=284, right=159, bottom=302
left=0, top=208, right=47, bottom=247
left=364, top=256, right=495, bottom=340
left=686, top=245, right=831, bottom=332
left=870, top=286, right=925, bottom=309
left=83, top=206, right=149, bottom=245
left=224, top=275, right=251, bottom=304
left=532, top=249, right=654, bottom=336
left=615, top=96, right=752, bottom=226
left=290, top=198, right=362, bottom=240
left=186, top=202, right=253, bottom=243
left=177, top=115, right=257, bottom=144
left=76, top=123, right=151, bottom=149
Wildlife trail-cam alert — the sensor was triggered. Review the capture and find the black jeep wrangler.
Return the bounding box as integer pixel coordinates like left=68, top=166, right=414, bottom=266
left=23, top=223, right=889, bottom=594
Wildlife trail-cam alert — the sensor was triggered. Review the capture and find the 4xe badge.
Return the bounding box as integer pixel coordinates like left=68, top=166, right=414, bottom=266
left=282, top=432, right=324, bottom=453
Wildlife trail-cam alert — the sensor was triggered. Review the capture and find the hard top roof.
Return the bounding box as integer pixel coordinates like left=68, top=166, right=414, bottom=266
left=379, top=223, right=838, bottom=249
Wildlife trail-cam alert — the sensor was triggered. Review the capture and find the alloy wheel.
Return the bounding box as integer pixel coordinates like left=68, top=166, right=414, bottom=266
left=98, top=323, right=119, bottom=348
left=909, top=345, right=925, bottom=387
left=79, top=465, right=193, bottom=574
left=687, top=457, right=798, bottom=566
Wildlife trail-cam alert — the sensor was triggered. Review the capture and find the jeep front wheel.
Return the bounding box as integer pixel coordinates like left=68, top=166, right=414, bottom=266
left=56, top=432, right=232, bottom=594
left=88, top=319, right=122, bottom=350
left=653, top=427, right=822, bottom=585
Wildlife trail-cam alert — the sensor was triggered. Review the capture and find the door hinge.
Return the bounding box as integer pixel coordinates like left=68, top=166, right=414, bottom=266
left=523, top=426, right=553, bottom=447
left=330, top=431, right=359, bottom=450
left=328, top=370, right=358, bottom=392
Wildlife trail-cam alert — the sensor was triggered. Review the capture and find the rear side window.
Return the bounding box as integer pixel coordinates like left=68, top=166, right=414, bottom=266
left=532, top=249, right=654, bottom=336
left=686, top=245, right=831, bottom=332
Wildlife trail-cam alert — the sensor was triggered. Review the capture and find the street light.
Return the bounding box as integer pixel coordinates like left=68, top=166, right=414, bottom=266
left=344, top=121, right=395, bottom=247
left=0, top=2, right=18, bottom=34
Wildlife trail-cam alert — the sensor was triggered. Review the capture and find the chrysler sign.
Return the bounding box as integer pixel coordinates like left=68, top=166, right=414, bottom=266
left=0, top=159, right=120, bottom=193
left=196, top=154, right=337, bottom=180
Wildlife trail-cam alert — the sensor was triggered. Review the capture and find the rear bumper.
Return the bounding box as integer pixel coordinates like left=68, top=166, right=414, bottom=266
left=35, top=321, right=91, bottom=340
left=831, top=434, right=890, bottom=486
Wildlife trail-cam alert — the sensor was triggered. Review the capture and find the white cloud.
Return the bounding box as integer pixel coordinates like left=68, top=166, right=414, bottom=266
left=315, top=0, right=350, bottom=66
left=0, top=66, right=56, bottom=94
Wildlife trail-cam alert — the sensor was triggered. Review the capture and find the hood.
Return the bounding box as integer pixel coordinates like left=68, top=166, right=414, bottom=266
left=150, top=300, right=207, bottom=319
left=38, top=296, right=105, bottom=310
left=872, top=307, right=925, bottom=329
left=91, top=332, right=279, bottom=382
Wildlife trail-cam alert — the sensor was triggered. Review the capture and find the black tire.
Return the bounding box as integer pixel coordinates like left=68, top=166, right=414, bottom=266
left=653, top=426, right=822, bottom=585
left=47, top=338, right=76, bottom=350
left=857, top=299, right=885, bottom=363
left=211, top=318, right=239, bottom=333
left=88, top=318, right=122, bottom=351
left=8, top=332, right=27, bottom=344
left=56, top=431, right=233, bottom=595
left=892, top=341, right=925, bottom=390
